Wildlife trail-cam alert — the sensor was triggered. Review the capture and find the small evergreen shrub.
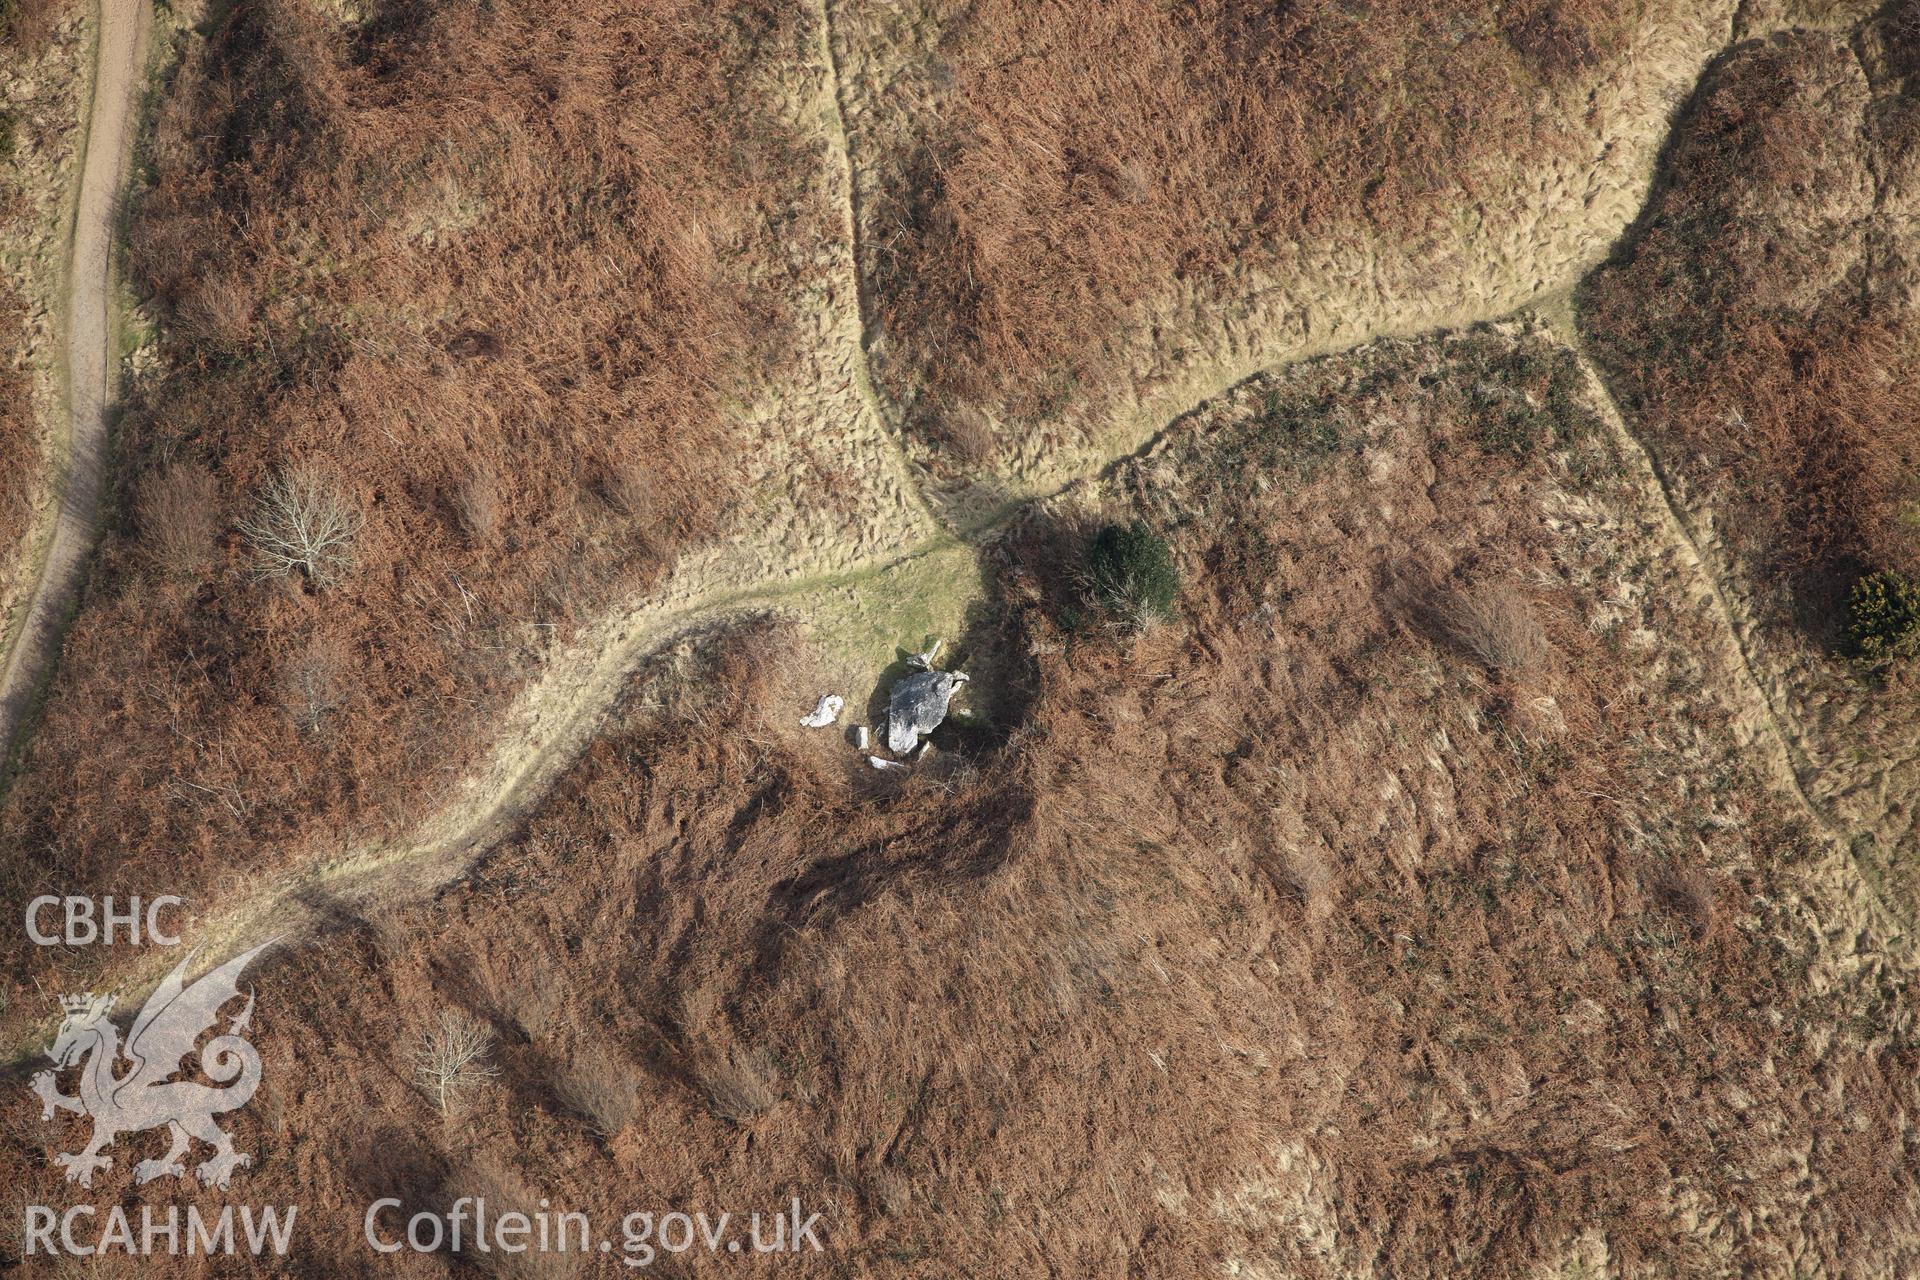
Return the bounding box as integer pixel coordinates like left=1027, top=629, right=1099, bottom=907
left=1847, top=570, right=1920, bottom=668
left=1084, top=521, right=1179, bottom=628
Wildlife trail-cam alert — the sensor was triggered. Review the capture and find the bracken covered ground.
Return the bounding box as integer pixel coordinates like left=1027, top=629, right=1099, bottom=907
left=0, top=0, right=930, bottom=917
left=8, top=327, right=1917, bottom=1277
left=829, top=0, right=1837, bottom=516
left=4, top=0, right=1920, bottom=1276
left=847, top=0, right=1651, bottom=436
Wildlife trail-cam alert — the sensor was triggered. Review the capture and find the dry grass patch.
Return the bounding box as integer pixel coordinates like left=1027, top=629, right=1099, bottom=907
left=692, top=1045, right=781, bottom=1125
left=851, top=0, right=1661, bottom=456
left=552, top=1044, right=644, bottom=1139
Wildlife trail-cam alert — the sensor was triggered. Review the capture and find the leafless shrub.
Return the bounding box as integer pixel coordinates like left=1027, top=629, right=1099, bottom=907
left=692, top=1045, right=779, bottom=1124
left=413, top=1009, right=500, bottom=1114
left=454, top=467, right=500, bottom=540
left=238, top=461, right=363, bottom=586
left=1430, top=580, right=1548, bottom=673
left=458, top=1158, right=589, bottom=1278
left=136, top=461, right=221, bottom=575
left=1652, top=864, right=1718, bottom=940
left=601, top=460, right=655, bottom=518
left=278, top=632, right=346, bottom=734
left=553, top=1045, right=642, bottom=1137
left=176, top=272, right=258, bottom=350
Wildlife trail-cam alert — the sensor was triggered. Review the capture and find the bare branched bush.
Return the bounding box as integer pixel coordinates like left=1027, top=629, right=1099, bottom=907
left=238, top=462, right=362, bottom=586
left=601, top=460, right=655, bottom=518
left=692, top=1046, right=779, bottom=1124
left=553, top=1046, right=642, bottom=1137
left=1652, top=864, right=1719, bottom=940
left=413, top=1009, right=500, bottom=1114
left=278, top=632, right=345, bottom=735
left=135, top=461, right=221, bottom=575
left=454, top=467, right=500, bottom=541
left=1431, top=580, right=1548, bottom=673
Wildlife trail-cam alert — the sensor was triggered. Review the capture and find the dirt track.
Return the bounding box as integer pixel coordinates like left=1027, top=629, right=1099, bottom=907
left=0, top=0, right=146, bottom=758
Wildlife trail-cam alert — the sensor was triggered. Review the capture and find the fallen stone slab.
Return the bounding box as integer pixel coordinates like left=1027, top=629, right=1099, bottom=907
left=799, top=694, right=844, bottom=728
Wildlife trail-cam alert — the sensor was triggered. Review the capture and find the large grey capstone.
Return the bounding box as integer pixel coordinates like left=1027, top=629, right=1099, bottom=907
left=886, top=669, right=968, bottom=754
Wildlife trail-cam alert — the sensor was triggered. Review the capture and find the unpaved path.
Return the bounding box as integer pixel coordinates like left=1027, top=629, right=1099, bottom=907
left=1556, top=328, right=1914, bottom=959
left=0, top=0, right=147, bottom=759
left=811, top=0, right=949, bottom=540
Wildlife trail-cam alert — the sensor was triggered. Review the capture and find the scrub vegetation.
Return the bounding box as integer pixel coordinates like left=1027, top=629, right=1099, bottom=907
left=0, top=0, right=825, bottom=897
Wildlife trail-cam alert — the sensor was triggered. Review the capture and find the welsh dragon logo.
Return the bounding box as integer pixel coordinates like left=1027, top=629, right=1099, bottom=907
left=31, top=941, right=275, bottom=1189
